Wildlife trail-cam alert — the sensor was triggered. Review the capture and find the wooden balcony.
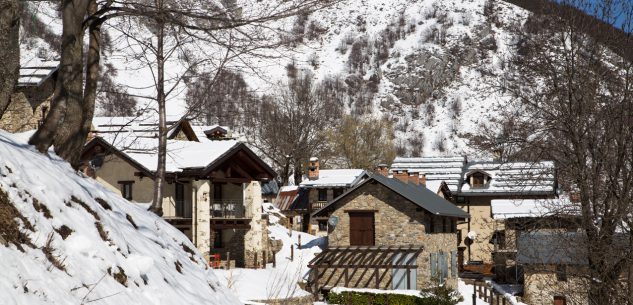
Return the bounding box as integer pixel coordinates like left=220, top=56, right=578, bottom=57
left=311, top=201, right=328, bottom=211
left=210, top=199, right=251, bottom=229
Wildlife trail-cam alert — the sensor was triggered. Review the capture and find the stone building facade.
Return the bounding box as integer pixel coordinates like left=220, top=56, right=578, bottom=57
left=310, top=174, right=469, bottom=291
left=82, top=119, right=277, bottom=268
left=0, top=93, right=49, bottom=133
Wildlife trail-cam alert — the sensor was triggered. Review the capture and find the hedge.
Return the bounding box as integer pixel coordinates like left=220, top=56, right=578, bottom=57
left=326, top=291, right=457, bottom=305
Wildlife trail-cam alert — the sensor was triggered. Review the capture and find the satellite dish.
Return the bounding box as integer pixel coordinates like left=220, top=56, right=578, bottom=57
left=467, top=231, right=477, bottom=240
left=328, top=216, right=339, bottom=228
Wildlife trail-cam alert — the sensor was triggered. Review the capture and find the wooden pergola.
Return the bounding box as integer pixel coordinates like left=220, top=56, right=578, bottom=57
left=307, top=246, right=424, bottom=293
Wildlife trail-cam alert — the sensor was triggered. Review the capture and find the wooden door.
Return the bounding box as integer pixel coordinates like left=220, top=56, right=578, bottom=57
left=554, top=296, right=566, bottom=305
left=349, top=212, right=375, bottom=246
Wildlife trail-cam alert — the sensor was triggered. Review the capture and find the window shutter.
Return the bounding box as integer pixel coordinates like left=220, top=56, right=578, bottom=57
left=451, top=250, right=457, bottom=278
left=430, top=253, right=437, bottom=280
left=439, top=252, right=448, bottom=284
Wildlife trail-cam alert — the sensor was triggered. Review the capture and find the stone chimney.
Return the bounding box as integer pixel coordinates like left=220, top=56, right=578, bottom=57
left=408, top=171, right=420, bottom=185
left=393, top=170, right=408, bottom=183
left=376, top=164, right=389, bottom=176
left=308, top=157, right=320, bottom=180
left=420, top=174, right=427, bottom=187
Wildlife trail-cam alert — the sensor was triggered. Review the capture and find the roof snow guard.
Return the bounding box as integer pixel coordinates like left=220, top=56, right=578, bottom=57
left=300, top=169, right=368, bottom=188
left=390, top=156, right=467, bottom=193
left=460, top=161, right=556, bottom=195
left=312, top=174, right=469, bottom=219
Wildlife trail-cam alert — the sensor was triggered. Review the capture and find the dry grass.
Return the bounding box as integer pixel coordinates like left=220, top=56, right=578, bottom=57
left=126, top=214, right=138, bottom=229
left=55, top=225, right=73, bottom=240
left=32, top=197, right=52, bottom=219
left=95, top=221, right=109, bottom=242
left=174, top=260, right=183, bottom=274
left=70, top=196, right=100, bottom=220
left=0, top=188, right=35, bottom=251
left=94, top=198, right=111, bottom=211
left=42, top=233, right=66, bottom=271
left=107, top=266, right=128, bottom=287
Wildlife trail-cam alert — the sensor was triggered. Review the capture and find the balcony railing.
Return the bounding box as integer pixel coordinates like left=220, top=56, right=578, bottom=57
left=311, top=201, right=328, bottom=211
left=211, top=199, right=250, bottom=218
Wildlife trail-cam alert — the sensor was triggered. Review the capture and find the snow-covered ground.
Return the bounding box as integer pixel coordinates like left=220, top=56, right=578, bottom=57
left=214, top=203, right=325, bottom=303
left=0, top=131, right=240, bottom=305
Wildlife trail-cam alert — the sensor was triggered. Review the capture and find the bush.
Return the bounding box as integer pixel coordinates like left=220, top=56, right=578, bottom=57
left=326, top=289, right=461, bottom=305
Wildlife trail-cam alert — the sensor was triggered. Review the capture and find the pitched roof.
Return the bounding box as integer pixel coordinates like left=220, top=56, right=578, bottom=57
left=390, top=156, right=557, bottom=196
left=300, top=169, right=368, bottom=188
left=312, top=174, right=470, bottom=219
left=490, top=197, right=580, bottom=220
left=460, top=161, right=556, bottom=195
left=389, top=156, right=466, bottom=192
left=17, top=62, right=59, bottom=87
left=517, top=232, right=589, bottom=265
left=84, top=132, right=275, bottom=179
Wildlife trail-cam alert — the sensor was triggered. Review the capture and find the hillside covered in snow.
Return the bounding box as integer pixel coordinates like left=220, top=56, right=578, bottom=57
left=0, top=131, right=240, bottom=305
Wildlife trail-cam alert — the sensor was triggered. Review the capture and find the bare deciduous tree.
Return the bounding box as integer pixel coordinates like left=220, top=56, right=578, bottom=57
left=472, top=1, right=633, bottom=303
left=0, top=0, right=20, bottom=115
left=326, top=114, right=396, bottom=170
left=250, top=71, right=342, bottom=185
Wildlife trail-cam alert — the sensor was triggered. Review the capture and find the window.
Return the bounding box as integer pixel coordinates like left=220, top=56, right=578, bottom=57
left=213, top=183, right=223, bottom=200
left=175, top=183, right=185, bottom=217
left=318, top=189, right=328, bottom=201
left=556, top=265, right=567, bottom=282
left=349, top=212, right=375, bottom=246
left=318, top=220, right=328, bottom=231
left=554, top=296, right=567, bottom=305
left=472, top=173, right=485, bottom=187
left=333, top=188, right=344, bottom=198
left=120, top=181, right=133, bottom=200
left=213, top=229, right=223, bottom=248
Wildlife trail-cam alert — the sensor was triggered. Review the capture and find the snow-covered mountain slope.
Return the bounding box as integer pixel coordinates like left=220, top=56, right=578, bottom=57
left=249, top=0, right=529, bottom=157
left=18, top=0, right=545, bottom=156
left=0, top=131, right=241, bottom=305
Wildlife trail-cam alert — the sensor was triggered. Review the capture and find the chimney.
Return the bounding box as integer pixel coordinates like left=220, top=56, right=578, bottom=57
left=308, top=157, right=320, bottom=180
left=420, top=174, right=427, bottom=187
left=408, top=171, right=420, bottom=185
left=393, top=170, right=408, bottom=183
left=376, top=163, right=389, bottom=176
left=570, top=191, right=580, bottom=203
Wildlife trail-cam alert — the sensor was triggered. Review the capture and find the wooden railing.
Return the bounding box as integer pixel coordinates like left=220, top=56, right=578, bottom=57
left=311, top=201, right=328, bottom=211
left=472, top=280, right=512, bottom=305
left=211, top=199, right=249, bottom=218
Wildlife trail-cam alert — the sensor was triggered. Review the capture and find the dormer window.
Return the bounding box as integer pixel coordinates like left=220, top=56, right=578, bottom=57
left=472, top=173, right=485, bottom=187
left=467, top=170, right=491, bottom=188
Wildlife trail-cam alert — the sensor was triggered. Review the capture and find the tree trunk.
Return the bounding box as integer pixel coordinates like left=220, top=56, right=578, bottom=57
left=29, top=0, right=89, bottom=154
left=0, top=0, right=21, bottom=117
left=54, top=0, right=101, bottom=169
left=150, top=13, right=166, bottom=216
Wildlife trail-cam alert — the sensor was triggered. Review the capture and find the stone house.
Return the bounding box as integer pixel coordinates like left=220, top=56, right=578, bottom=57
left=517, top=232, right=590, bottom=305
left=489, top=197, right=580, bottom=283
left=308, top=173, right=469, bottom=292
left=280, top=157, right=367, bottom=235
left=390, top=157, right=558, bottom=269
left=0, top=64, right=57, bottom=132
left=81, top=116, right=277, bottom=268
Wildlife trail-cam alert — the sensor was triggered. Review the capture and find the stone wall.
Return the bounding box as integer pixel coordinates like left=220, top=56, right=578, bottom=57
left=523, top=265, right=589, bottom=305
left=0, top=93, right=49, bottom=133
left=320, top=182, right=460, bottom=290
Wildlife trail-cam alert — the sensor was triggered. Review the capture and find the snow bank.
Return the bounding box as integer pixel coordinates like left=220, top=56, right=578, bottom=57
left=0, top=131, right=240, bottom=305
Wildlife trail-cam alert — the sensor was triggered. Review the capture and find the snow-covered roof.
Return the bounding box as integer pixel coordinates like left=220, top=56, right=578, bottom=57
left=96, top=132, right=240, bottom=173
left=17, top=61, right=59, bottom=87
left=300, top=169, right=368, bottom=188
left=390, top=156, right=467, bottom=192
left=491, top=197, right=579, bottom=220
left=460, top=161, right=556, bottom=195
left=92, top=116, right=234, bottom=142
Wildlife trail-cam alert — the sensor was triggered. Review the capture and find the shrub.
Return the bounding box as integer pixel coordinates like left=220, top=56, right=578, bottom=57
left=326, top=289, right=461, bottom=305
